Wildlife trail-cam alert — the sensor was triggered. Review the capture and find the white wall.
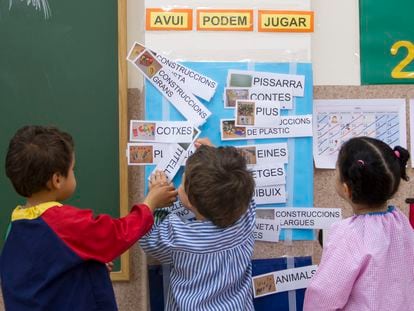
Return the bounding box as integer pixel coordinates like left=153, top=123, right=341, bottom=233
left=311, top=0, right=360, bottom=85
left=127, top=0, right=361, bottom=87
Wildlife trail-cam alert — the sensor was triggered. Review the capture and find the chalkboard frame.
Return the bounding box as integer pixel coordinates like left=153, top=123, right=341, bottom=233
left=111, top=0, right=129, bottom=281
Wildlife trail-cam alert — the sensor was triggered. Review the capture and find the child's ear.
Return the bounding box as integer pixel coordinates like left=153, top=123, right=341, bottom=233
left=49, top=172, right=62, bottom=190
left=343, top=182, right=352, bottom=200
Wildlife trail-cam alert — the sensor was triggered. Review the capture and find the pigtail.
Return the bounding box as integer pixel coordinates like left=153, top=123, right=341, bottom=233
left=393, top=146, right=410, bottom=181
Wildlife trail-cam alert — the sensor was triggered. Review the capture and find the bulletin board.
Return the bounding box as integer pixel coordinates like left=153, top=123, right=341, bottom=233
left=0, top=0, right=130, bottom=280
left=143, top=61, right=314, bottom=241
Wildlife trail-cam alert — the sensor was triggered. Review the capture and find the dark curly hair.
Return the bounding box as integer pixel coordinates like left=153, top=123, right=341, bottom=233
left=5, top=125, right=74, bottom=197
left=337, top=136, right=409, bottom=206
left=184, top=145, right=255, bottom=228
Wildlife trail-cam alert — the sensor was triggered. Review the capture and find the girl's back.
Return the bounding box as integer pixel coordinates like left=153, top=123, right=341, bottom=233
left=304, top=137, right=414, bottom=311
left=306, top=206, right=414, bottom=311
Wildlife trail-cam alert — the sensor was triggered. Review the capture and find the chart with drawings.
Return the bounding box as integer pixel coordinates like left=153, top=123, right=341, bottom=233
left=313, top=99, right=407, bottom=169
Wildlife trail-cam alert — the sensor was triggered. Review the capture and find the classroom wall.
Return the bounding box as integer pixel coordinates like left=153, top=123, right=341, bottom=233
left=115, top=2, right=413, bottom=310
left=0, top=88, right=411, bottom=311
left=0, top=2, right=408, bottom=310
left=107, top=86, right=414, bottom=310
left=127, top=0, right=361, bottom=88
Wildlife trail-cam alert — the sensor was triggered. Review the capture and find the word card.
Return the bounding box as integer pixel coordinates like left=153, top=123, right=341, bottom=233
left=130, top=120, right=194, bottom=143
left=235, top=100, right=280, bottom=128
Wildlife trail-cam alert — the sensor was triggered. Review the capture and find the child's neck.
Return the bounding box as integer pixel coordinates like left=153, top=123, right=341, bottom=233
left=352, top=202, right=388, bottom=215
left=188, top=206, right=206, bottom=221
left=24, top=190, right=59, bottom=208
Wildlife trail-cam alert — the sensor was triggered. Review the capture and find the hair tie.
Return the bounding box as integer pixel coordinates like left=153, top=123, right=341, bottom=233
left=357, top=159, right=365, bottom=167
left=394, top=150, right=400, bottom=159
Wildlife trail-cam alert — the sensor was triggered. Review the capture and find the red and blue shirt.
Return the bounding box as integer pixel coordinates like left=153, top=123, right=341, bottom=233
left=0, top=202, right=153, bottom=311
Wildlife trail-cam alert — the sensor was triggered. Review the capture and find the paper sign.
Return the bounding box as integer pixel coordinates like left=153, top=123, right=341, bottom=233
left=181, top=126, right=201, bottom=165
left=253, top=185, right=287, bottom=205
left=258, top=10, right=314, bottom=33
left=252, top=265, right=318, bottom=298
left=221, top=115, right=312, bottom=140
left=146, top=8, right=193, bottom=31
left=236, top=143, right=288, bottom=165
left=235, top=100, right=280, bottom=128
left=132, top=48, right=211, bottom=127
left=276, top=207, right=342, bottom=229
left=227, top=69, right=304, bottom=97
left=150, top=144, right=187, bottom=181
left=197, top=9, right=253, bottom=31
left=254, top=218, right=280, bottom=242
left=130, top=120, right=194, bottom=143
left=249, top=87, right=293, bottom=109
left=250, top=164, right=285, bottom=187
left=167, top=200, right=196, bottom=221
left=127, top=143, right=170, bottom=166
left=128, top=42, right=218, bottom=101
left=314, top=99, right=407, bottom=169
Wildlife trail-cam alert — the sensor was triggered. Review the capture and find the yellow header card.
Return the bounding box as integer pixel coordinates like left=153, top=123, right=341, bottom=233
left=258, top=10, right=314, bottom=32
left=146, top=8, right=193, bottom=31
left=197, top=9, right=253, bottom=31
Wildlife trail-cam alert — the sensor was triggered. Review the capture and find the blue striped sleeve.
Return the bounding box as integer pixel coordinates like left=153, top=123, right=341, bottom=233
left=139, top=212, right=174, bottom=264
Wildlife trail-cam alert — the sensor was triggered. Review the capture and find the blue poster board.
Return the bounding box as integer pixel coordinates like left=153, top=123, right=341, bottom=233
left=145, top=62, right=313, bottom=240
left=252, top=256, right=313, bottom=310
left=148, top=256, right=313, bottom=311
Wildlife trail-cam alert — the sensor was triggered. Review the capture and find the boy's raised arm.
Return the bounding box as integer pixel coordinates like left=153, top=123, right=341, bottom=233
left=41, top=182, right=177, bottom=263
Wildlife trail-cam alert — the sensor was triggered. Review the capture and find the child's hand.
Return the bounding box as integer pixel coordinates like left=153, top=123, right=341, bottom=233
left=144, top=171, right=177, bottom=211
left=194, top=137, right=214, bottom=148
left=149, top=170, right=169, bottom=190
left=105, top=262, right=114, bottom=272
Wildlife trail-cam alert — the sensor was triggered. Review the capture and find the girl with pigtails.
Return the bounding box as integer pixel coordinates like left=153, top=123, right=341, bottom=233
left=304, top=137, right=414, bottom=311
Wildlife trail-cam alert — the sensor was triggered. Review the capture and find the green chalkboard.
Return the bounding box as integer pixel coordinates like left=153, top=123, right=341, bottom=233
left=360, top=0, right=414, bottom=84
left=0, top=0, right=130, bottom=279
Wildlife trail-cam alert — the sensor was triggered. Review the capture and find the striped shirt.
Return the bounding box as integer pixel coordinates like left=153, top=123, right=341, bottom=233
left=140, top=201, right=256, bottom=311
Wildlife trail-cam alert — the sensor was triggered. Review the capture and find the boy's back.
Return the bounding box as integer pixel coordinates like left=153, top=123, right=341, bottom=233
left=141, top=200, right=256, bottom=311
left=1, top=126, right=177, bottom=310
left=1, top=203, right=118, bottom=311
left=141, top=143, right=256, bottom=310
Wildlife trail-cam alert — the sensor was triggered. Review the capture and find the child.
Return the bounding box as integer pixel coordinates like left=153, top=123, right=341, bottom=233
left=304, top=136, right=414, bottom=311
left=140, top=139, right=256, bottom=310
left=0, top=125, right=177, bottom=311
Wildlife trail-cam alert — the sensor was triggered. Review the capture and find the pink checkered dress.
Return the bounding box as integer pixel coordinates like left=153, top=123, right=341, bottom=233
left=304, top=207, right=414, bottom=311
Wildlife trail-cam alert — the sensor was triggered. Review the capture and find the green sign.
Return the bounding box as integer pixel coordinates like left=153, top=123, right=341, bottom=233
left=360, top=0, right=414, bottom=84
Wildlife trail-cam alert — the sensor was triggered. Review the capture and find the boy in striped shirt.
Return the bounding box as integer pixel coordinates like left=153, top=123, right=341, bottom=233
left=141, top=139, right=256, bottom=310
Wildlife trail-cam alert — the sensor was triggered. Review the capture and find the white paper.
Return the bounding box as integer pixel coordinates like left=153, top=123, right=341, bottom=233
left=130, top=120, right=194, bottom=143
left=221, top=115, right=312, bottom=140
left=253, top=185, right=287, bottom=205
left=128, top=42, right=218, bottom=101
left=150, top=144, right=187, bottom=181
left=250, top=164, right=286, bottom=187
left=275, top=207, right=342, bottom=229
left=144, top=1, right=311, bottom=64
left=224, top=86, right=294, bottom=110
left=252, top=265, right=318, bottom=298
left=167, top=200, right=196, bottom=221
left=235, top=100, right=280, bottom=128
left=127, top=142, right=170, bottom=166
left=236, top=142, right=288, bottom=165
left=132, top=48, right=211, bottom=127
left=254, top=218, right=280, bottom=242
left=227, top=69, right=305, bottom=96
left=313, top=99, right=407, bottom=169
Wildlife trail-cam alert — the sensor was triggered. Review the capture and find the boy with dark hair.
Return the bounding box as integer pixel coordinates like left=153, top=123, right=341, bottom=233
left=140, top=139, right=256, bottom=310
left=1, top=125, right=177, bottom=311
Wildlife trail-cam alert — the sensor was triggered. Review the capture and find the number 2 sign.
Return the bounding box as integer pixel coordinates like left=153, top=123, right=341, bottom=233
left=360, top=0, right=414, bottom=84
